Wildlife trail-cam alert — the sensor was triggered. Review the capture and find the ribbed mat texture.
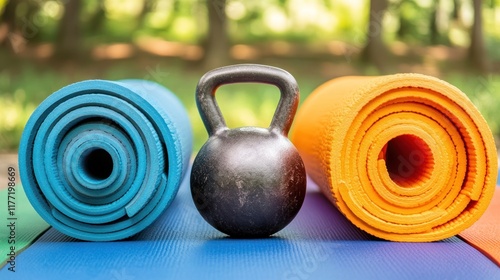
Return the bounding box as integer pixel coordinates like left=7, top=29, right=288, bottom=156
left=18, top=79, right=192, bottom=241
left=291, top=74, right=498, bottom=241
left=1, top=176, right=499, bottom=279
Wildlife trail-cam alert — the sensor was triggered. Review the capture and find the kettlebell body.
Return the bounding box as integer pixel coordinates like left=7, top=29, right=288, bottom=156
left=191, top=64, right=306, bottom=237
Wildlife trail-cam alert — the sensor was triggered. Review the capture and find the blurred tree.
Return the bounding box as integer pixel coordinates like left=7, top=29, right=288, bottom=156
left=396, top=0, right=410, bottom=40
left=395, top=0, right=443, bottom=44
left=0, top=0, right=19, bottom=49
left=164, top=0, right=180, bottom=32
left=0, top=0, right=41, bottom=51
left=88, top=2, right=105, bottom=32
left=469, top=0, right=488, bottom=72
left=202, top=0, right=230, bottom=69
left=56, top=0, right=82, bottom=58
left=25, top=0, right=42, bottom=42
left=362, top=0, right=388, bottom=71
left=429, top=0, right=440, bottom=44
left=452, top=0, right=461, bottom=20
left=137, top=0, right=157, bottom=28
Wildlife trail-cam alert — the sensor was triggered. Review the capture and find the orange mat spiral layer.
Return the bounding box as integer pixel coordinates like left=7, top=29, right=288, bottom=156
left=459, top=188, right=500, bottom=265
left=291, top=74, right=498, bottom=242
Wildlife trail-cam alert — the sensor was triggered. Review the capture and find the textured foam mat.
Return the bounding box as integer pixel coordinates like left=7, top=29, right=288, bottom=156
left=0, top=186, right=49, bottom=268
left=291, top=74, right=498, bottom=242
left=1, top=176, right=499, bottom=280
left=459, top=188, right=500, bottom=266
left=18, top=79, right=192, bottom=241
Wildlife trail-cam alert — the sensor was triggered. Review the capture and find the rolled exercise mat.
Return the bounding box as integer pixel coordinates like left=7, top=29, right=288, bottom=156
left=291, top=74, right=498, bottom=242
left=459, top=187, right=500, bottom=266
left=0, top=186, right=49, bottom=268
left=19, top=79, right=192, bottom=241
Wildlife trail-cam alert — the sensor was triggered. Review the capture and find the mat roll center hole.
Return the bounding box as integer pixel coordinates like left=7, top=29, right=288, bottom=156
left=383, top=134, right=434, bottom=187
left=81, top=148, right=114, bottom=181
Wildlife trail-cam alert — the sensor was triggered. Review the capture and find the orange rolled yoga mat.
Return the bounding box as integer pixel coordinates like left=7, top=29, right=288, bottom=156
left=291, top=74, right=498, bottom=242
left=459, top=188, right=500, bottom=265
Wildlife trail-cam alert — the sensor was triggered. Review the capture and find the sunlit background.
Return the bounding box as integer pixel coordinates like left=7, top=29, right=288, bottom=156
left=0, top=0, right=499, bottom=152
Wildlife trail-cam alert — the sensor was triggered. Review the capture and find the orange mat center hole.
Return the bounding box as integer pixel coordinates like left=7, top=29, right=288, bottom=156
left=383, top=134, right=434, bottom=187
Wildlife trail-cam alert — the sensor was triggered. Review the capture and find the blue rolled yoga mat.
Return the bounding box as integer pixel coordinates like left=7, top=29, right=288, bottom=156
left=19, top=79, right=192, bottom=241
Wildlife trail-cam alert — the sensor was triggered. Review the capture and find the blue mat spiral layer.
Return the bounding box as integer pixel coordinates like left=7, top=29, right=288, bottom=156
left=19, top=79, right=192, bottom=241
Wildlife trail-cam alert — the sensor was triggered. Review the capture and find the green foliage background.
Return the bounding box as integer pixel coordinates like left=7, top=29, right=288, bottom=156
left=1, top=0, right=500, bottom=152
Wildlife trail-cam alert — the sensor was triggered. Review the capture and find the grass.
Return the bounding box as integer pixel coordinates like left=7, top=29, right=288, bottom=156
left=1, top=53, right=500, bottom=153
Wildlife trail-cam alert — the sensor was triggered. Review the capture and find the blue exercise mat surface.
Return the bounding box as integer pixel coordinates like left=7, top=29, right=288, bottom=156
left=18, top=79, right=192, bottom=241
left=2, top=174, right=499, bottom=280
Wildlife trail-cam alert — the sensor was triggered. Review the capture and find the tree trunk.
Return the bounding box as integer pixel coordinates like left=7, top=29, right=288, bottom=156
left=137, top=0, right=157, bottom=28
left=397, top=15, right=409, bottom=39
left=396, top=0, right=408, bottom=39
left=452, top=0, right=461, bottom=20
left=429, top=0, right=440, bottom=44
left=361, top=0, right=388, bottom=71
left=56, top=0, right=82, bottom=58
left=88, top=3, right=106, bottom=32
left=202, top=0, right=230, bottom=69
left=0, top=0, right=19, bottom=49
left=25, top=0, right=42, bottom=42
left=468, top=0, right=488, bottom=72
left=0, top=0, right=18, bottom=29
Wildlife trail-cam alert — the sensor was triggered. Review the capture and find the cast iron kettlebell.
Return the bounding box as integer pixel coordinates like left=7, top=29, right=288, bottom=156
left=190, top=64, right=307, bottom=237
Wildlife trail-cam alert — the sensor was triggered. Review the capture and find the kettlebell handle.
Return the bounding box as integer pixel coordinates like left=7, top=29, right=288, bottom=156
left=196, top=64, right=300, bottom=136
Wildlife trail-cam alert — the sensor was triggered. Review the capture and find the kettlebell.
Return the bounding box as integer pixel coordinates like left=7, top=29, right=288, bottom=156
left=190, top=64, right=307, bottom=238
